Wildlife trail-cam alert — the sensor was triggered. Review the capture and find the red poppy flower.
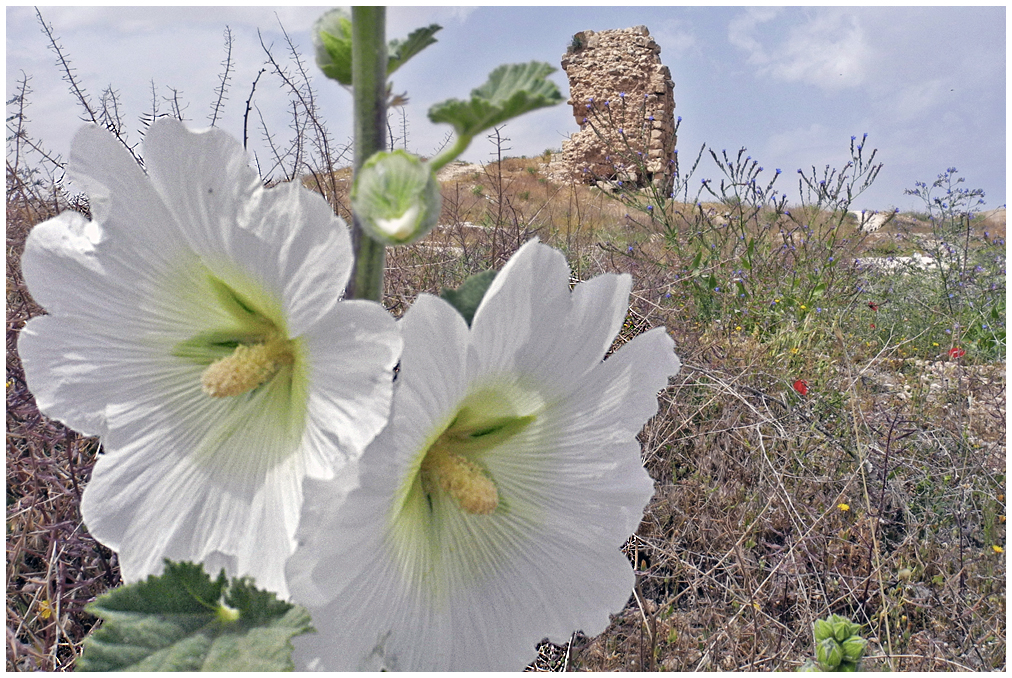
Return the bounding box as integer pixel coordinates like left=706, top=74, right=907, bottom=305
left=870, top=323, right=875, bottom=329
left=868, top=302, right=879, bottom=311
left=948, top=347, right=965, bottom=359
left=793, top=379, right=808, bottom=395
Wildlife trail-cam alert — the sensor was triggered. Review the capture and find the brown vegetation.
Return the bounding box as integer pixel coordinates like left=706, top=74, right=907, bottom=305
left=7, top=151, right=1005, bottom=670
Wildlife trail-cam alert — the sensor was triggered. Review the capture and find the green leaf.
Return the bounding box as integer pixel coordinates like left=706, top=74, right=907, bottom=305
left=428, top=61, right=563, bottom=140
left=690, top=248, right=704, bottom=272
left=387, top=24, right=442, bottom=76
left=77, top=561, right=313, bottom=672
left=743, top=238, right=755, bottom=269
left=440, top=270, right=497, bottom=327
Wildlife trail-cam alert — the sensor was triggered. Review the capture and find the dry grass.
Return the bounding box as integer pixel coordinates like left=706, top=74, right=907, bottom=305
left=5, top=156, right=1005, bottom=672
left=7, top=187, right=117, bottom=671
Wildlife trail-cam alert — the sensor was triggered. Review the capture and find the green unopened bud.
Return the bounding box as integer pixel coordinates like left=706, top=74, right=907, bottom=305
left=841, top=635, right=867, bottom=663
left=813, top=619, right=834, bottom=642
left=837, top=660, right=859, bottom=672
left=797, top=659, right=822, bottom=672
left=352, top=150, right=441, bottom=245
left=817, top=637, right=843, bottom=669
left=313, top=8, right=353, bottom=85
left=831, top=616, right=854, bottom=642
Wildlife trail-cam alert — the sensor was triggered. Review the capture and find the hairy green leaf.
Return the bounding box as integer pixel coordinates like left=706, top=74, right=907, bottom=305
left=77, top=561, right=312, bottom=672
left=387, top=24, right=442, bottom=76
left=428, top=62, right=563, bottom=140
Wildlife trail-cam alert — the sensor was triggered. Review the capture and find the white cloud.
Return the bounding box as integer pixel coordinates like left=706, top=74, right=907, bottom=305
left=766, top=122, right=833, bottom=157
left=886, top=79, right=947, bottom=123
left=388, top=6, right=477, bottom=35
left=728, top=9, right=872, bottom=91
left=727, top=7, right=781, bottom=60
left=651, top=18, right=699, bottom=60
left=763, top=122, right=856, bottom=173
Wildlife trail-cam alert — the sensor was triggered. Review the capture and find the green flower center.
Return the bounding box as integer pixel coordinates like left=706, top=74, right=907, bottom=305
left=200, top=335, right=295, bottom=398
left=387, top=380, right=548, bottom=598
left=164, top=263, right=310, bottom=474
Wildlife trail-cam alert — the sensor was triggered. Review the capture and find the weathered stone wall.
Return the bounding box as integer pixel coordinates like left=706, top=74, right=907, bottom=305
left=560, top=26, right=676, bottom=190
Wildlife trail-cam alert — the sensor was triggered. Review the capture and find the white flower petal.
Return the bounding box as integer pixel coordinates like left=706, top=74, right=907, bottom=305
left=66, top=123, right=191, bottom=273
left=470, top=239, right=570, bottom=375
left=289, top=241, right=680, bottom=669
left=303, top=299, right=401, bottom=461
left=143, top=119, right=352, bottom=335
left=19, top=210, right=175, bottom=437
left=82, top=446, right=304, bottom=596
left=142, top=119, right=261, bottom=255
left=20, top=120, right=400, bottom=598
left=472, top=239, right=633, bottom=393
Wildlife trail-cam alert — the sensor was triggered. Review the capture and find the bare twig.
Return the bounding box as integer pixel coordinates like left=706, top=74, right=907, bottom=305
left=208, top=26, right=234, bottom=127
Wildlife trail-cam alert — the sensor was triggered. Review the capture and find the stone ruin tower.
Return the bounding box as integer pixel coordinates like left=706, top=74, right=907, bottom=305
left=560, top=26, right=676, bottom=191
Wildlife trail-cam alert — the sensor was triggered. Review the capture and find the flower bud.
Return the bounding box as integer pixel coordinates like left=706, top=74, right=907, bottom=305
left=817, top=637, right=843, bottom=669
left=841, top=635, right=867, bottom=663
left=831, top=616, right=853, bottom=642
left=352, top=150, right=441, bottom=245
left=312, top=8, right=353, bottom=85
left=813, top=619, right=834, bottom=642
left=837, top=660, right=859, bottom=672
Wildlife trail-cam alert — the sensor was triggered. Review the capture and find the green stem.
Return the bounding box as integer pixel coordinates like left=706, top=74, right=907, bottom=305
left=347, top=6, right=387, bottom=302
left=429, top=133, right=472, bottom=173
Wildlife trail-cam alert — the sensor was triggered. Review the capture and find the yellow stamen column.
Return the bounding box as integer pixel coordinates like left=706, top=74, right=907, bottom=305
left=201, top=337, right=294, bottom=398
left=421, top=442, right=499, bottom=515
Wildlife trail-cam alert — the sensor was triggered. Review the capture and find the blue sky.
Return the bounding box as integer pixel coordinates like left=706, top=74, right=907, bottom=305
left=6, top=5, right=1006, bottom=211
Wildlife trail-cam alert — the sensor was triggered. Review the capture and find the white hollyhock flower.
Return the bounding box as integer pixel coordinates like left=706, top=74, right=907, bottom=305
left=18, top=120, right=402, bottom=598
left=287, top=240, right=680, bottom=670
